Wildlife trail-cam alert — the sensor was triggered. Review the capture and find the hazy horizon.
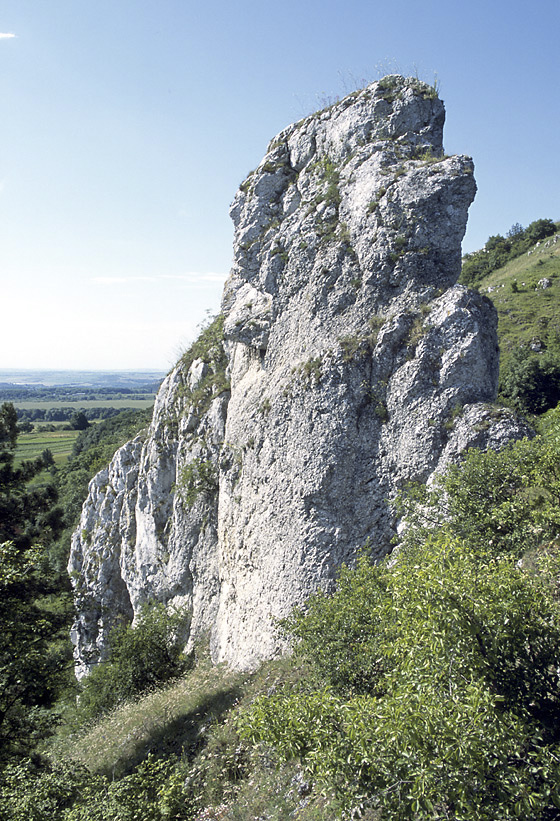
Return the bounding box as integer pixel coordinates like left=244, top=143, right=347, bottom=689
left=1, top=0, right=558, bottom=370
left=0, top=367, right=166, bottom=388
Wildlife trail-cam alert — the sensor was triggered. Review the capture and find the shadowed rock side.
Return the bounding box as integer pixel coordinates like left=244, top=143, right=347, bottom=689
left=69, top=76, right=532, bottom=674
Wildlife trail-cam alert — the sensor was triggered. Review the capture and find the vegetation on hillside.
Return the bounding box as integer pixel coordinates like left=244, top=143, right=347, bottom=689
left=55, top=407, right=152, bottom=545
left=459, top=218, right=557, bottom=287
left=2, top=219, right=560, bottom=817
left=0, top=402, right=153, bottom=767
left=459, top=218, right=560, bottom=416
left=76, top=602, right=193, bottom=725
left=3, top=396, right=560, bottom=818
left=0, top=403, right=68, bottom=767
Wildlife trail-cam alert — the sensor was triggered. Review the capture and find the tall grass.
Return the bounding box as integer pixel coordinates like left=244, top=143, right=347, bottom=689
left=47, top=651, right=344, bottom=818
left=51, top=656, right=247, bottom=778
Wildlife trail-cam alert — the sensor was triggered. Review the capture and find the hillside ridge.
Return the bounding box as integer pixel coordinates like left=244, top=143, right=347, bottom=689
left=463, top=223, right=560, bottom=414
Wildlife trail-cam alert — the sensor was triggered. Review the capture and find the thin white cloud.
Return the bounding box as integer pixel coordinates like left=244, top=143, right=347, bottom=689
left=0, top=33, right=16, bottom=39
left=92, top=276, right=158, bottom=284
left=162, top=273, right=228, bottom=283
left=92, top=272, right=227, bottom=286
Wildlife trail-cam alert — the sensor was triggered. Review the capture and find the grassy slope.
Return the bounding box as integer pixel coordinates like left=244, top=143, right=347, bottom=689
left=474, top=234, right=560, bottom=374
left=52, top=655, right=248, bottom=778
left=49, top=652, right=333, bottom=819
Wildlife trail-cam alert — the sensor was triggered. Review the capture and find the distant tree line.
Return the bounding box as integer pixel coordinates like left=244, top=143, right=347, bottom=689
left=70, top=408, right=152, bottom=460
left=0, top=384, right=160, bottom=402
left=460, top=217, right=557, bottom=286
left=16, top=406, right=144, bottom=425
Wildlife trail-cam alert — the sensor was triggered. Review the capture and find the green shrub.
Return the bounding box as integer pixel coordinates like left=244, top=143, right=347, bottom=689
left=396, top=420, right=560, bottom=560
left=499, top=346, right=560, bottom=415
left=0, top=755, right=189, bottom=821
left=178, top=458, right=218, bottom=507
left=238, top=415, right=560, bottom=818
left=78, top=602, right=192, bottom=723
left=0, top=759, right=100, bottom=821
left=240, top=538, right=560, bottom=818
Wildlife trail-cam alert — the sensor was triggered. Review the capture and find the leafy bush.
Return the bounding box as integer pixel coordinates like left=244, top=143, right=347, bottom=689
left=398, top=426, right=560, bottom=558
left=240, top=539, right=560, bottom=818
left=281, top=556, right=390, bottom=697
left=0, top=542, right=69, bottom=768
left=0, top=755, right=189, bottom=821
left=238, top=415, right=560, bottom=818
left=499, top=346, right=560, bottom=415
left=78, top=602, right=192, bottom=722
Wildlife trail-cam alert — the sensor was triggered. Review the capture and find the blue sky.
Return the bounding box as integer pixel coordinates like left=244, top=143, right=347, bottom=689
left=1, top=0, right=558, bottom=370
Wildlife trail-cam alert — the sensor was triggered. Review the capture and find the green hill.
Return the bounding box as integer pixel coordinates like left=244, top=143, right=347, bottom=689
left=460, top=220, right=560, bottom=414
left=6, top=406, right=560, bottom=819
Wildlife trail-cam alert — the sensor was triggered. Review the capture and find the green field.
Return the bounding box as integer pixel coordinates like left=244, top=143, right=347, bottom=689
left=15, top=429, right=81, bottom=466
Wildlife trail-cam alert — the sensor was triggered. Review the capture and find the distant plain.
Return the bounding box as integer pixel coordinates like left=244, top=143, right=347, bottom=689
left=2, top=369, right=161, bottom=467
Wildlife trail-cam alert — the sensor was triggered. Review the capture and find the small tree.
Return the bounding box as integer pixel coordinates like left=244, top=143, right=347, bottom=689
left=500, top=347, right=560, bottom=415
left=69, top=411, right=90, bottom=431
left=41, top=448, right=55, bottom=468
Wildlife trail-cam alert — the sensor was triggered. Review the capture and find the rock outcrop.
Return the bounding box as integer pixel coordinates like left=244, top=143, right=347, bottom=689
left=69, top=76, right=531, bottom=674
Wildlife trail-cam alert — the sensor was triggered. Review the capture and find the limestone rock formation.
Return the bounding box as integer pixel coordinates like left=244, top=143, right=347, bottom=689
left=69, top=76, right=532, bottom=674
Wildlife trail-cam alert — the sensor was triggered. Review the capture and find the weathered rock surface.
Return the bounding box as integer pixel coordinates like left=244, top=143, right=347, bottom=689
left=69, top=76, right=532, bottom=674
left=69, top=358, right=227, bottom=677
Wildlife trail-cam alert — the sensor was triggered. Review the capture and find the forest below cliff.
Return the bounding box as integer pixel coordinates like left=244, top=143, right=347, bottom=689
left=1, top=218, right=560, bottom=819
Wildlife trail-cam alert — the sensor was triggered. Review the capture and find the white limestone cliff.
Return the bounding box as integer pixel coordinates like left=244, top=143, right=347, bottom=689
left=69, top=77, right=532, bottom=674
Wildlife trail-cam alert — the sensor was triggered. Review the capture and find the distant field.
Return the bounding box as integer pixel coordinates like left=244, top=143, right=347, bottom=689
left=14, top=398, right=154, bottom=411
left=15, top=429, right=81, bottom=466
left=3, top=370, right=158, bottom=467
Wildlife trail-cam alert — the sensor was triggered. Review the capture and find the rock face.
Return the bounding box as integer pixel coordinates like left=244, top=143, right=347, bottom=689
left=69, top=76, right=532, bottom=674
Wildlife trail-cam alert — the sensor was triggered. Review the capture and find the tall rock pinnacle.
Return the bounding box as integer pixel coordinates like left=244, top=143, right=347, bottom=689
left=69, top=77, right=531, bottom=673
